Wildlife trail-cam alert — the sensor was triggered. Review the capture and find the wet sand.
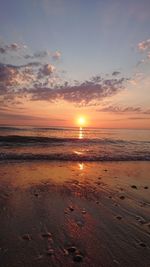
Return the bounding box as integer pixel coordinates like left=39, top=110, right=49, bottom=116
left=0, top=161, right=150, bottom=267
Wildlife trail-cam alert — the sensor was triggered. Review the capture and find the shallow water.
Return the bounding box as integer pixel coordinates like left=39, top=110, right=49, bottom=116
left=0, top=126, right=150, bottom=161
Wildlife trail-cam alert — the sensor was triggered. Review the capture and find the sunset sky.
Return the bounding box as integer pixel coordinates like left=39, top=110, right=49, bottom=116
left=0, top=0, right=150, bottom=128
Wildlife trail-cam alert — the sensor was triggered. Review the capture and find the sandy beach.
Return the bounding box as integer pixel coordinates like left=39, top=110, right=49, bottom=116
left=0, top=161, right=150, bottom=267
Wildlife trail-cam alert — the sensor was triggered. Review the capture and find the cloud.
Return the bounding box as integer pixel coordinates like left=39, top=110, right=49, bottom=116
left=52, top=51, right=61, bottom=60
left=0, top=42, right=26, bottom=54
left=0, top=39, right=127, bottom=108
left=21, top=76, right=126, bottom=106
left=138, top=38, right=150, bottom=51
left=97, top=105, right=150, bottom=115
left=128, top=117, right=150, bottom=120
left=0, top=63, right=39, bottom=90
left=38, top=64, right=55, bottom=78
left=112, top=71, right=120, bottom=76
left=24, top=50, right=50, bottom=59
left=0, top=112, right=66, bottom=122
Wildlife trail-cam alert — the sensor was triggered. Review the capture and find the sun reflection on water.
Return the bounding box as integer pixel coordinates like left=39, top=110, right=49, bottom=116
left=78, top=163, right=84, bottom=170
left=79, top=127, right=84, bottom=139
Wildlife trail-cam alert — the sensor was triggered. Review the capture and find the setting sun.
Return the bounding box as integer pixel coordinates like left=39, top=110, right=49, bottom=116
left=77, top=116, right=86, bottom=127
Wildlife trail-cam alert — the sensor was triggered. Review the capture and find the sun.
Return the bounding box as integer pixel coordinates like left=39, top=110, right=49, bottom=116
left=77, top=116, right=86, bottom=127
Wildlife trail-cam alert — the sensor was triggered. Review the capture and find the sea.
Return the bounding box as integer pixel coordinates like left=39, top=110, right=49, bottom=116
left=0, top=126, right=150, bottom=161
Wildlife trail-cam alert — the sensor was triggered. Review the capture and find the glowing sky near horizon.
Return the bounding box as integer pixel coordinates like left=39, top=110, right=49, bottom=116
left=0, top=0, right=150, bottom=128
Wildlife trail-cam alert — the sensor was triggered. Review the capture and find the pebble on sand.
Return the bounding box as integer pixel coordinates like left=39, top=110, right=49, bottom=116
left=22, top=234, right=31, bottom=240
left=73, top=254, right=83, bottom=262
left=69, top=206, right=74, bottom=211
left=82, top=210, right=86, bottom=214
left=76, top=221, right=84, bottom=227
left=67, top=246, right=77, bottom=253
left=131, top=185, right=137, bottom=189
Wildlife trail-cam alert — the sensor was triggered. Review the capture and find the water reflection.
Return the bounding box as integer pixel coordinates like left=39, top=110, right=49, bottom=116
left=78, top=163, right=84, bottom=170
left=79, top=127, right=84, bottom=139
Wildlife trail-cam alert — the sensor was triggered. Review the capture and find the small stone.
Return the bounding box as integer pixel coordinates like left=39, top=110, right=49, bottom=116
left=63, top=249, right=69, bottom=256
left=119, top=196, right=125, bottom=200
left=144, top=186, right=148, bottom=189
left=131, top=185, right=137, bottom=189
left=67, top=246, right=77, bottom=253
left=73, top=254, right=83, bottom=262
left=42, top=232, right=52, bottom=238
left=139, top=242, right=146, bottom=248
left=46, top=249, right=54, bottom=255
left=22, top=234, right=31, bottom=240
left=82, top=210, right=86, bottom=214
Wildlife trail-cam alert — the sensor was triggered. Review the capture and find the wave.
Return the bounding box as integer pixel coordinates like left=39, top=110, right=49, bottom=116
left=0, top=152, right=150, bottom=161
left=0, top=135, right=146, bottom=145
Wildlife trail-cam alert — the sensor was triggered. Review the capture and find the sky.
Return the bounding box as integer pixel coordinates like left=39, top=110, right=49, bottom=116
left=0, top=0, right=150, bottom=128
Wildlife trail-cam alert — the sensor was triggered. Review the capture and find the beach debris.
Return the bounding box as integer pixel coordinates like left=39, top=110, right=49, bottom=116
left=41, top=232, right=52, bottom=238
left=131, top=185, right=137, bottom=189
left=46, top=248, right=54, bottom=256
left=139, top=242, right=146, bottom=248
left=22, top=234, right=31, bottom=240
left=73, top=254, right=83, bottom=262
left=144, top=186, right=148, bottom=189
left=116, top=215, right=122, bottom=220
left=119, top=195, right=125, bottom=200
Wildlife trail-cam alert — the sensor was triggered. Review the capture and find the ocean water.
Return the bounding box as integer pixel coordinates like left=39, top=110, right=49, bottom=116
left=0, top=126, right=150, bottom=161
